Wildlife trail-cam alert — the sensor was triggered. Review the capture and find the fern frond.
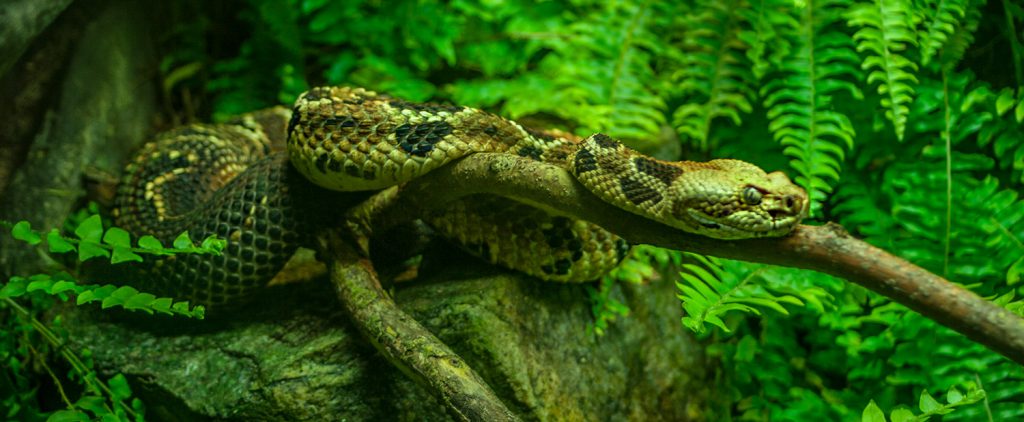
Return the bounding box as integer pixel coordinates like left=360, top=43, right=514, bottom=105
left=916, top=0, right=968, bottom=66
left=936, top=0, right=983, bottom=68
left=976, top=87, right=1024, bottom=183
left=847, top=0, right=919, bottom=140
left=738, top=0, right=799, bottom=80
left=670, top=0, right=757, bottom=151
left=761, top=0, right=862, bottom=215
left=676, top=254, right=816, bottom=334
left=554, top=0, right=671, bottom=145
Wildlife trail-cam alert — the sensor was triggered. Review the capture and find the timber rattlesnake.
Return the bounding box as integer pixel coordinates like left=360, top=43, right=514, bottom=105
left=112, top=86, right=807, bottom=308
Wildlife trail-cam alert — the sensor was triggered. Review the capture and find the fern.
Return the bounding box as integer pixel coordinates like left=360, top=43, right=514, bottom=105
left=670, top=0, right=757, bottom=151
left=977, top=87, right=1024, bottom=183
left=676, top=254, right=829, bottom=334
left=936, top=0, right=983, bottom=68
left=738, top=0, right=799, bottom=80
left=916, top=0, right=968, bottom=66
left=761, top=0, right=862, bottom=215
left=847, top=0, right=919, bottom=140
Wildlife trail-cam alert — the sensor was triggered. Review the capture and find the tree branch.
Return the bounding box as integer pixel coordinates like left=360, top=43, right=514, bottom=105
left=317, top=229, right=520, bottom=421
left=348, top=152, right=1024, bottom=366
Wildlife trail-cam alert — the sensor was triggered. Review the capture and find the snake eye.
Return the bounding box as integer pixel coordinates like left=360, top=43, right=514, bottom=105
left=742, top=186, right=762, bottom=205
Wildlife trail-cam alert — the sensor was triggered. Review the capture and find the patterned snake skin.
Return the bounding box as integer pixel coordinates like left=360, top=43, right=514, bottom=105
left=112, top=86, right=807, bottom=308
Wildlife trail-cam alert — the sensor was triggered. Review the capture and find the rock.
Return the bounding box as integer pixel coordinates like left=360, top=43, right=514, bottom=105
left=62, top=258, right=709, bottom=421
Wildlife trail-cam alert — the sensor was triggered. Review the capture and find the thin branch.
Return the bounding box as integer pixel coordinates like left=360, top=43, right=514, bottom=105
left=349, top=152, right=1024, bottom=365
left=316, top=229, right=520, bottom=422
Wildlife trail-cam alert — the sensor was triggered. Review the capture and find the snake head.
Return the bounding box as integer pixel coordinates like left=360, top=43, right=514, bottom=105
left=669, top=159, right=807, bottom=239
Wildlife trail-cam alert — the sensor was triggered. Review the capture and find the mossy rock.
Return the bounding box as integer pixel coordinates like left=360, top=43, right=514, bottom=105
left=61, top=258, right=710, bottom=421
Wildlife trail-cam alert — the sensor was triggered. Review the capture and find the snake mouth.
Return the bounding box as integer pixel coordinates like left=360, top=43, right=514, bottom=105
left=685, top=209, right=744, bottom=237
left=686, top=209, right=798, bottom=238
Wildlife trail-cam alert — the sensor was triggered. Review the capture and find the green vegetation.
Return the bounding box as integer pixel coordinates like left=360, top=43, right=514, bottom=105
left=3, top=0, right=1023, bottom=420
left=1, top=213, right=218, bottom=420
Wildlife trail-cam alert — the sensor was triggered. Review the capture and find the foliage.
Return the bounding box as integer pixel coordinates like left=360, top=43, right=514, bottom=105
left=1, top=214, right=219, bottom=420
left=9, top=0, right=1018, bottom=420
left=860, top=384, right=985, bottom=422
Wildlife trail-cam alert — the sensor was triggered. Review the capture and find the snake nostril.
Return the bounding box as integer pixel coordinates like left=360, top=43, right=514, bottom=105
left=784, top=195, right=796, bottom=211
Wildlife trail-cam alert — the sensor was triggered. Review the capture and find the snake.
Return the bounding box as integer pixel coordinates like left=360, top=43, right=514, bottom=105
left=111, top=86, right=807, bottom=309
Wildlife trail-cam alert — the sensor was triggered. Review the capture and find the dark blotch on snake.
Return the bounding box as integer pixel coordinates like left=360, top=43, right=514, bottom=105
left=345, top=164, right=361, bottom=177
left=592, top=133, right=619, bottom=149
left=634, top=156, right=683, bottom=185
left=574, top=148, right=598, bottom=173
left=396, top=121, right=454, bottom=157
left=517, top=145, right=543, bottom=160
left=619, top=176, right=663, bottom=206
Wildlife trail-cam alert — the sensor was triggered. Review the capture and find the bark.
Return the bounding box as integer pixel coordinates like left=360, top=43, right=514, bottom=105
left=0, top=0, right=73, bottom=78
left=319, top=230, right=518, bottom=421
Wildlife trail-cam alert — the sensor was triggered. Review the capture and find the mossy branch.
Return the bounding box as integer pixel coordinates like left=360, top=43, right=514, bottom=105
left=316, top=228, right=520, bottom=422
left=347, top=152, right=1024, bottom=366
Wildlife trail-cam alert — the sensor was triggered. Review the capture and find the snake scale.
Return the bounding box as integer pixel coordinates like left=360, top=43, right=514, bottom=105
left=112, top=86, right=807, bottom=309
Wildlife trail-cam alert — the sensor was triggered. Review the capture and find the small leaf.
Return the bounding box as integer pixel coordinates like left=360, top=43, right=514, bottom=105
left=108, top=373, right=133, bottom=401
left=74, top=395, right=107, bottom=415
left=78, top=241, right=110, bottom=262
left=861, top=400, right=886, bottom=422
left=46, top=410, right=91, bottom=422
left=946, top=386, right=964, bottom=404
left=47, top=229, right=76, bottom=253
left=0, top=276, right=28, bottom=298
left=26, top=276, right=54, bottom=293
left=51, top=280, right=79, bottom=294
left=102, top=227, right=132, bottom=248
left=889, top=408, right=914, bottom=422
left=1008, top=256, right=1024, bottom=285
left=11, top=221, right=41, bottom=245
left=138, top=235, right=164, bottom=251
left=200, top=235, right=227, bottom=254
left=111, top=247, right=143, bottom=264
left=74, top=215, right=104, bottom=242
left=919, top=390, right=942, bottom=413
left=123, top=293, right=157, bottom=314
left=173, top=231, right=193, bottom=249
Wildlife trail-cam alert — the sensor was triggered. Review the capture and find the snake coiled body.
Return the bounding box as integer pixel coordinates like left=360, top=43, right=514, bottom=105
left=113, top=87, right=806, bottom=308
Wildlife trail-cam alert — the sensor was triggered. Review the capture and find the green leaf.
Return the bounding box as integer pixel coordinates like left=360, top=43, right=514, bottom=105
left=200, top=235, right=226, bottom=254
left=11, top=221, right=41, bottom=245
left=46, top=410, right=90, bottom=422
left=946, top=386, right=964, bottom=404
left=74, top=215, right=104, bottom=242
left=107, top=373, right=133, bottom=401
left=889, top=408, right=914, bottom=422
left=47, top=229, right=76, bottom=253
left=173, top=231, right=193, bottom=249
left=861, top=400, right=886, bottom=422
left=74, top=395, right=108, bottom=415
left=1008, top=256, right=1024, bottom=285
left=0, top=276, right=28, bottom=298
left=919, top=390, right=941, bottom=413
left=102, top=227, right=132, bottom=248
left=51, top=280, right=79, bottom=294
left=110, top=247, right=143, bottom=264
left=78, top=240, right=110, bottom=262
left=138, top=235, right=164, bottom=251
left=122, top=293, right=157, bottom=314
